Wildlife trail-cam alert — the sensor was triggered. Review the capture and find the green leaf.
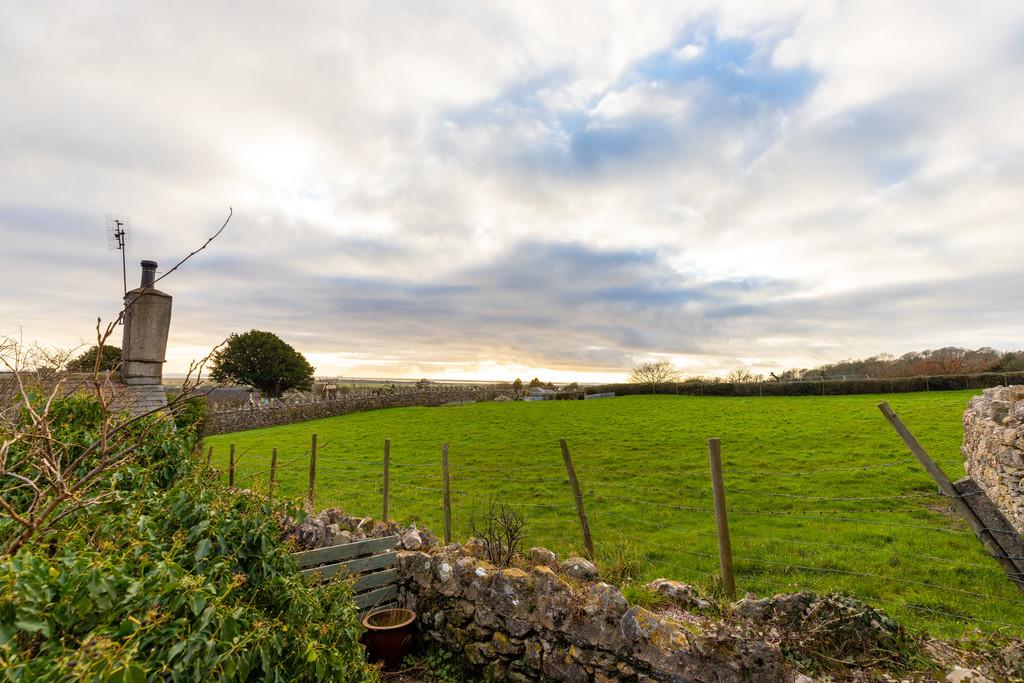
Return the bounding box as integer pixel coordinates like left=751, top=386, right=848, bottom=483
left=194, top=538, right=212, bottom=562
left=189, top=595, right=206, bottom=617
left=125, top=663, right=146, bottom=683
left=14, top=618, right=51, bottom=638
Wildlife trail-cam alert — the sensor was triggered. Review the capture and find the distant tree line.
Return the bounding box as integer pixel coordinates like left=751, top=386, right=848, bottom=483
left=628, top=347, right=1024, bottom=389
left=772, top=347, right=1024, bottom=381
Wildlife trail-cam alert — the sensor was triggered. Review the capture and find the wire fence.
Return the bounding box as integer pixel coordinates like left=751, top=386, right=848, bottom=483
left=206, top=431, right=1024, bottom=637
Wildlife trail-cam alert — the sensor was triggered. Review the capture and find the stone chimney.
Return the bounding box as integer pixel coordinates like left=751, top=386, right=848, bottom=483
left=121, top=260, right=172, bottom=386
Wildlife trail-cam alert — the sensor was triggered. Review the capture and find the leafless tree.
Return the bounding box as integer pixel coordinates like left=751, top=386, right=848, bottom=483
left=0, top=209, right=231, bottom=556
left=469, top=500, right=525, bottom=567
left=629, top=360, right=679, bottom=393
left=726, top=367, right=762, bottom=383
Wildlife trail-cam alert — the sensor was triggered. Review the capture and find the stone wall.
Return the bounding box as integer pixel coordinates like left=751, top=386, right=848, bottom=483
left=963, top=385, right=1024, bottom=532
left=397, top=545, right=793, bottom=682
left=203, top=386, right=507, bottom=435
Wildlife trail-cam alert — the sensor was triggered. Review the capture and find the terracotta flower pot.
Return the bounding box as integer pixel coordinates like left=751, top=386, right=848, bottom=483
left=361, top=608, right=416, bottom=669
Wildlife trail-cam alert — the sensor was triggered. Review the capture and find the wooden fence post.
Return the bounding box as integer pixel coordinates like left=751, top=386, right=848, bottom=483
left=878, top=402, right=1024, bottom=596
left=268, top=447, right=278, bottom=505
left=307, top=433, right=318, bottom=511
left=708, top=437, right=736, bottom=599
left=228, top=444, right=235, bottom=487
left=206, top=446, right=213, bottom=466
left=559, top=438, right=595, bottom=561
left=382, top=438, right=391, bottom=522
left=442, top=443, right=452, bottom=545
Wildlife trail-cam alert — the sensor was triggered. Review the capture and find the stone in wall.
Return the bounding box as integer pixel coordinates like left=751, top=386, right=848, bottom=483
left=281, top=507, right=438, bottom=551
left=962, top=385, right=1024, bottom=533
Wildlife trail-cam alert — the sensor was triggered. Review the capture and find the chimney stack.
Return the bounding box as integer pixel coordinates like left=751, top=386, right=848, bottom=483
left=121, top=260, right=172, bottom=386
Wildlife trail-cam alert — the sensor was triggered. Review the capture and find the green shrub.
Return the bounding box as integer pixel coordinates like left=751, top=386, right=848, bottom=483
left=171, top=394, right=208, bottom=439
left=0, top=393, right=377, bottom=682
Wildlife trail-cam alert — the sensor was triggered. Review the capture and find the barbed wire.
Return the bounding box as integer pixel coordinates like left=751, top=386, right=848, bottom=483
left=594, top=511, right=1024, bottom=625
left=586, top=491, right=968, bottom=530
left=584, top=476, right=946, bottom=502
left=732, top=555, right=1015, bottom=599
left=237, top=454, right=307, bottom=478
left=453, top=491, right=578, bottom=509
left=589, top=509, right=1007, bottom=571
left=452, top=476, right=568, bottom=485
left=899, top=604, right=1024, bottom=631
left=725, top=458, right=919, bottom=477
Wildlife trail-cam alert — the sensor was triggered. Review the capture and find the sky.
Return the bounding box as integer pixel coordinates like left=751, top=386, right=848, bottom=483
left=1, top=1, right=1023, bottom=383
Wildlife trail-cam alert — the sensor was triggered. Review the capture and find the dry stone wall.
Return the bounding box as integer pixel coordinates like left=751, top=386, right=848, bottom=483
left=204, top=386, right=506, bottom=435
left=963, top=385, right=1024, bottom=532
left=397, top=545, right=793, bottom=682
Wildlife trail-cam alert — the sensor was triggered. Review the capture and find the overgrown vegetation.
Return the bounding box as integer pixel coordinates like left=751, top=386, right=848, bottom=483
left=397, top=647, right=480, bottom=683
left=0, top=387, right=376, bottom=680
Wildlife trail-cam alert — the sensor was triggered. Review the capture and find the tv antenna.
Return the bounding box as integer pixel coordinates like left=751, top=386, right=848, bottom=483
left=105, top=214, right=132, bottom=296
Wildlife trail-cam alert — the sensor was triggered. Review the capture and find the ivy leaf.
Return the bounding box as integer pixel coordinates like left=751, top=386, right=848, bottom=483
left=189, top=595, right=206, bottom=617
left=194, top=538, right=212, bottom=562
left=14, top=618, right=51, bottom=638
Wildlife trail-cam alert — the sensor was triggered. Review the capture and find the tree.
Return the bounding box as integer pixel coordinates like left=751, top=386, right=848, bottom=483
left=210, top=330, right=314, bottom=398
left=512, top=378, right=523, bottom=398
left=528, top=377, right=543, bottom=389
left=66, top=344, right=121, bottom=372
left=629, top=360, right=679, bottom=392
left=726, top=368, right=762, bottom=383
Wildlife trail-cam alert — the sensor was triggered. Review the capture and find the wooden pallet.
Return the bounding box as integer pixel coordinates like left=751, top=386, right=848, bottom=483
left=292, top=535, right=400, bottom=611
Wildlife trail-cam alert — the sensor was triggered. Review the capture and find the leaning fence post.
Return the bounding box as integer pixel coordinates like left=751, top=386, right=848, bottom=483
left=307, top=433, right=318, bottom=511
left=228, top=444, right=235, bottom=487
left=382, top=438, right=391, bottom=522
left=206, top=446, right=213, bottom=466
left=442, top=443, right=452, bottom=545
left=878, top=402, right=1024, bottom=595
left=559, top=438, right=595, bottom=561
left=708, top=438, right=736, bottom=599
left=268, top=447, right=278, bottom=505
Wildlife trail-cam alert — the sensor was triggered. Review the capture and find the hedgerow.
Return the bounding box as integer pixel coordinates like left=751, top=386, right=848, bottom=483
left=0, top=392, right=377, bottom=682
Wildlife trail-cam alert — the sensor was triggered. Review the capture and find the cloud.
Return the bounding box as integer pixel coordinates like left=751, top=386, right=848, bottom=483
left=2, top=1, right=1024, bottom=380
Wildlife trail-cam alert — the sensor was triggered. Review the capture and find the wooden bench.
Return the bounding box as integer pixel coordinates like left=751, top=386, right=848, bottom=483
left=292, top=535, right=400, bottom=612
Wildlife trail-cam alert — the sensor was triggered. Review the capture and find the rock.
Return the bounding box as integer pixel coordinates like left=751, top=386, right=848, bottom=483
left=463, top=537, right=488, bottom=559
left=560, top=556, right=599, bottom=581
left=946, top=667, right=993, bottom=683
left=733, top=592, right=815, bottom=624
left=474, top=604, right=501, bottom=629
left=532, top=565, right=576, bottom=630
left=541, top=644, right=590, bottom=683
left=491, top=631, right=524, bottom=656
left=620, top=606, right=790, bottom=682
left=530, top=546, right=558, bottom=567
left=400, top=524, right=423, bottom=550
left=646, top=578, right=712, bottom=610
left=568, top=582, right=629, bottom=650
left=463, top=641, right=495, bottom=665
left=794, top=675, right=814, bottom=683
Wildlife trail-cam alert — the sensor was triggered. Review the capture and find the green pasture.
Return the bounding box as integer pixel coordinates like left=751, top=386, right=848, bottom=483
left=203, top=390, right=1023, bottom=637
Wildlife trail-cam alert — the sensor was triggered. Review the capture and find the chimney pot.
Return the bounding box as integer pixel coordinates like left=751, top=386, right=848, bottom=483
left=140, top=260, right=158, bottom=288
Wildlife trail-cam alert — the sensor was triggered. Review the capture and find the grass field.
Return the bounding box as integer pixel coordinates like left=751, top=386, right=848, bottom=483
left=203, top=390, right=1024, bottom=637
